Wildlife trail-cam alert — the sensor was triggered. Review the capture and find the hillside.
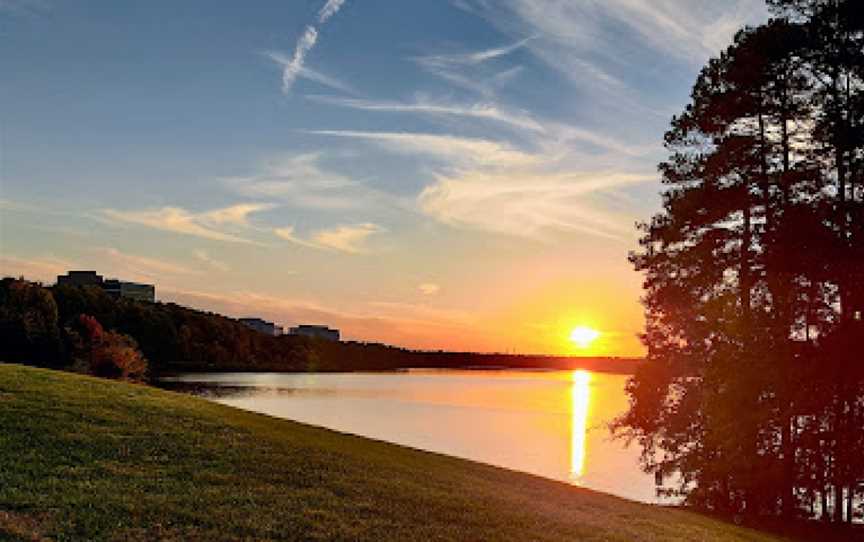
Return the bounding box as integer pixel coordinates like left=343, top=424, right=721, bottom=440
left=0, top=363, right=786, bottom=541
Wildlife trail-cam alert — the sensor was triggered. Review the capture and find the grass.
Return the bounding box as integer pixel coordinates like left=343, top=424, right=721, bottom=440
left=0, top=363, right=791, bottom=542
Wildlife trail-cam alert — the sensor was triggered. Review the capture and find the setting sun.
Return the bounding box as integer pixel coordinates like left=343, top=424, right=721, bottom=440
left=569, top=327, right=600, bottom=349
left=4, top=1, right=861, bottom=539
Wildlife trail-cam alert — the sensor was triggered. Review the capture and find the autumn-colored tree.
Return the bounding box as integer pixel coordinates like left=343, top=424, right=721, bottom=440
left=71, top=314, right=148, bottom=382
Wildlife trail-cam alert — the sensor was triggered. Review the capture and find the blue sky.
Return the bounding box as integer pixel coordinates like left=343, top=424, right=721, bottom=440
left=0, top=0, right=768, bottom=354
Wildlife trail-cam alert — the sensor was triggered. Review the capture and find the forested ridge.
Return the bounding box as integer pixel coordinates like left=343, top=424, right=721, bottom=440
left=616, top=0, right=864, bottom=526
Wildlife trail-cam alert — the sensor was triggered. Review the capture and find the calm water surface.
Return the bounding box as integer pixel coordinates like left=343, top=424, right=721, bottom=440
left=162, top=369, right=659, bottom=503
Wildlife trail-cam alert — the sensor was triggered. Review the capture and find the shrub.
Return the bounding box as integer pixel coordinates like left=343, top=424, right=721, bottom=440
left=70, top=314, right=148, bottom=382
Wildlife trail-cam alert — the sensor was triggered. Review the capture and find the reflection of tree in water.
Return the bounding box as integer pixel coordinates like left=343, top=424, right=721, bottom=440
left=155, top=381, right=259, bottom=399
left=155, top=381, right=348, bottom=400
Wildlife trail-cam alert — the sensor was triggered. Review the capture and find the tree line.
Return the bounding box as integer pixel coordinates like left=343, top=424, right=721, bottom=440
left=0, top=277, right=637, bottom=380
left=0, top=278, right=310, bottom=377
left=616, top=0, right=863, bottom=526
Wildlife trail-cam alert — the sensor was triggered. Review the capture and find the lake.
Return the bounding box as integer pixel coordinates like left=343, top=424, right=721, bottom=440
left=160, top=369, right=661, bottom=503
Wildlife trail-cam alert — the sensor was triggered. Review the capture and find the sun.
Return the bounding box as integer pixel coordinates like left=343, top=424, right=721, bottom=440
left=569, top=326, right=600, bottom=349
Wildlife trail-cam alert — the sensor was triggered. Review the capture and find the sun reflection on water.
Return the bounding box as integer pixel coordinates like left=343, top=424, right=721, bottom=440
left=570, top=370, right=592, bottom=482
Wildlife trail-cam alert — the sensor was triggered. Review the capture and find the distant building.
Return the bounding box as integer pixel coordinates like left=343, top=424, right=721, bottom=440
left=239, top=317, right=283, bottom=336
left=57, top=270, right=104, bottom=287
left=288, top=324, right=340, bottom=342
left=56, top=271, right=155, bottom=303
left=102, top=279, right=156, bottom=303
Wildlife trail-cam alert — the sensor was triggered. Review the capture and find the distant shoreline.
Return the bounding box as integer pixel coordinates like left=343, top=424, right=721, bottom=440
left=160, top=355, right=644, bottom=377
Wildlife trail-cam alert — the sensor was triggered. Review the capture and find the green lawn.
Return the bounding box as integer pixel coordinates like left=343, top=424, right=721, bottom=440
left=0, top=363, right=788, bottom=541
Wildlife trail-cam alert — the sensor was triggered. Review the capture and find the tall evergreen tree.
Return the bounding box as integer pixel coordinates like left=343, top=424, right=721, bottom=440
left=617, top=0, right=863, bottom=523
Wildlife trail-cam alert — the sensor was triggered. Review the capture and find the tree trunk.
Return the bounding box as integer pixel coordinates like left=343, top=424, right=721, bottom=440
left=835, top=484, right=844, bottom=523
left=782, top=416, right=796, bottom=518
left=757, top=96, right=772, bottom=232
left=779, top=79, right=791, bottom=206
left=822, top=487, right=830, bottom=521
left=776, top=81, right=798, bottom=520
left=741, top=204, right=752, bottom=322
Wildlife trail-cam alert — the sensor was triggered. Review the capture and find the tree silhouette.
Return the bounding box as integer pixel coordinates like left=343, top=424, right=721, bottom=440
left=616, top=0, right=863, bottom=523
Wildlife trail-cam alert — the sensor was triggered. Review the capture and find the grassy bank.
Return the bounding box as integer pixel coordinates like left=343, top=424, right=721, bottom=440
left=0, top=364, right=785, bottom=541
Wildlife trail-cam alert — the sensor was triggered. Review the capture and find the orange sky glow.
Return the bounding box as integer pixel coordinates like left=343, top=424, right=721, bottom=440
left=2, top=0, right=770, bottom=360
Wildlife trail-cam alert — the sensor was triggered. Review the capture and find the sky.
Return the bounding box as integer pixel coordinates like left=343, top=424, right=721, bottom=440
left=0, top=0, right=769, bottom=356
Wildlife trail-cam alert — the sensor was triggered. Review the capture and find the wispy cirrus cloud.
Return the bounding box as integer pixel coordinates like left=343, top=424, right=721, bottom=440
left=198, top=203, right=274, bottom=226
left=417, top=36, right=534, bottom=67
left=465, top=0, right=766, bottom=66
left=419, top=168, right=652, bottom=241
left=266, top=0, right=350, bottom=94
left=414, top=37, right=533, bottom=97
left=319, top=104, right=652, bottom=159
left=458, top=0, right=766, bottom=114
left=96, top=247, right=198, bottom=277
left=273, top=226, right=320, bottom=250
left=101, top=203, right=273, bottom=244
left=270, top=26, right=318, bottom=94
left=308, top=128, right=653, bottom=240
left=264, top=50, right=354, bottom=95
left=313, top=223, right=381, bottom=253
left=226, top=153, right=397, bottom=211
left=317, top=0, right=346, bottom=23
left=490, top=65, right=524, bottom=85
left=590, top=0, right=764, bottom=63
left=307, top=95, right=544, bottom=132
left=309, top=130, right=539, bottom=168
left=275, top=223, right=382, bottom=254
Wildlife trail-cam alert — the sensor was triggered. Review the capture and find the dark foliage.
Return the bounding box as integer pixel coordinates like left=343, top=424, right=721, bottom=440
left=615, top=0, right=864, bottom=525
left=66, top=314, right=149, bottom=382
left=2, top=279, right=313, bottom=375
left=0, top=279, right=63, bottom=367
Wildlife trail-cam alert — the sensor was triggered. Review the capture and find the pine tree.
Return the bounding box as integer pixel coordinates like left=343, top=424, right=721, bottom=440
left=617, top=0, right=863, bottom=522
